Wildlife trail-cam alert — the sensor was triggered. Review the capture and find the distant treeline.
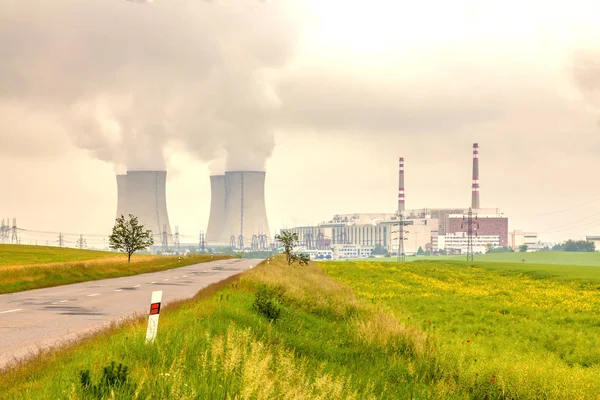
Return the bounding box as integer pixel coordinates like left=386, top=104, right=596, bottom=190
left=486, top=246, right=514, bottom=253
left=551, top=240, right=595, bottom=252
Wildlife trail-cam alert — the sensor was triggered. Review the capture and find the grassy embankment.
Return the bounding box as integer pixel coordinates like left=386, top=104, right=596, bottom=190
left=322, top=259, right=600, bottom=399
left=0, top=244, right=231, bottom=294
left=368, top=251, right=600, bottom=266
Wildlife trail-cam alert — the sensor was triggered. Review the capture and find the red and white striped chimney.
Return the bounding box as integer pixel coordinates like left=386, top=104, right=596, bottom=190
left=398, top=157, right=405, bottom=213
left=471, top=143, right=480, bottom=210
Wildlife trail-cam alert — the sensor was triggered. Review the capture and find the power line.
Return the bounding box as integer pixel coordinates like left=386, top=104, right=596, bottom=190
left=541, top=218, right=600, bottom=240
left=539, top=211, right=600, bottom=233
left=512, top=194, right=600, bottom=218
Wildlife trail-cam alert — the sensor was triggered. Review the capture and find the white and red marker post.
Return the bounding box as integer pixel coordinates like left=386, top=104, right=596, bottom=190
left=145, top=290, right=163, bottom=344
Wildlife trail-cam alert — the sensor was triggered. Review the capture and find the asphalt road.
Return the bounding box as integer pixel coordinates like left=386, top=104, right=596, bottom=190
left=0, top=258, right=260, bottom=370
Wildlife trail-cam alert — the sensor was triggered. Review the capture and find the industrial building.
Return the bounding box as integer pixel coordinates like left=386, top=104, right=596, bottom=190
left=286, top=214, right=436, bottom=256
left=448, top=213, right=508, bottom=247
left=282, top=143, right=511, bottom=255
left=585, top=235, right=600, bottom=251
left=510, top=231, right=540, bottom=250
left=435, top=232, right=500, bottom=254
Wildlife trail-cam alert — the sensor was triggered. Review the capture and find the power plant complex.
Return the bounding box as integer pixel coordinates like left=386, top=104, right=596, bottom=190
left=284, top=143, right=532, bottom=259
left=107, top=142, right=537, bottom=257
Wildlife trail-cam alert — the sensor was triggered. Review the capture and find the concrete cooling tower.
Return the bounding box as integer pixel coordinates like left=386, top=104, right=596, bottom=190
left=115, top=171, right=172, bottom=239
left=206, top=175, right=226, bottom=243
left=116, top=174, right=129, bottom=220
left=219, top=171, right=270, bottom=247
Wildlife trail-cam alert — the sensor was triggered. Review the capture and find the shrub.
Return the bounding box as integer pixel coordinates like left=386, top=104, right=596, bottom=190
left=252, top=284, right=283, bottom=322
left=79, top=361, right=135, bottom=399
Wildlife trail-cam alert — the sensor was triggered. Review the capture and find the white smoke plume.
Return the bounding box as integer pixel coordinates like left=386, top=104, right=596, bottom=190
left=0, top=0, right=305, bottom=171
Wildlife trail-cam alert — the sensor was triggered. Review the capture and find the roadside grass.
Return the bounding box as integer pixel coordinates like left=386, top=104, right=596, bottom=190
left=1, top=257, right=452, bottom=400
left=321, top=260, right=600, bottom=399
left=0, top=250, right=231, bottom=294
left=367, top=251, right=600, bottom=266
left=0, top=244, right=123, bottom=267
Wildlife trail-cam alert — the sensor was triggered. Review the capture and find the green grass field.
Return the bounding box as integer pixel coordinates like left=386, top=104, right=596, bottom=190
left=367, top=251, right=600, bottom=266
left=3, top=256, right=599, bottom=399
left=0, top=244, right=230, bottom=294
left=0, top=244, right=123, bottom=267
left=321, top=259, right=600, bottom=399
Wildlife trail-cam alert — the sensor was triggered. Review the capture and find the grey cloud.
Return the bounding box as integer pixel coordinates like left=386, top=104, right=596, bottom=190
left=275, top=68, right=507, bottom=134
left=273, top=55, right=590, bottom=139
left=0, top=0, right=305, bottom=171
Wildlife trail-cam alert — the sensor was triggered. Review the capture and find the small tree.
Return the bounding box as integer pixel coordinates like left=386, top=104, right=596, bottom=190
left=485, top=243, right=493, bottom=254
left=372, top=243, right=387, bottom=256
left=417, top=246, right=425, bottom=256
left=519, top=244, right=528, bottom=253
left=109, top=214, right=154, bottom=262
left=275, top=231, right=310, bottom=266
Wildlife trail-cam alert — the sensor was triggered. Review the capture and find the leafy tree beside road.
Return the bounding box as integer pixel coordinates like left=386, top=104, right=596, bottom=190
left=109, top=214, right=154, bottom=262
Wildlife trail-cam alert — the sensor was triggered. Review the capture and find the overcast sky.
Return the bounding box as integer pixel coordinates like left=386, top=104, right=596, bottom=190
left=2, top=0, right=600, bottom=246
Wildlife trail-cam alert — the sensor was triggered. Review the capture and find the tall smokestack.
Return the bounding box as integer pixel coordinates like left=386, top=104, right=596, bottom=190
left=471, top=143, right=480, bottom=210
left=206, top=175, right=226, bottom=244
left=398, top=157, right=405, bottom=213
left=220, top=171, right=270, bottom=248
left=116, top=174, right=129, bottom=220
left=124, top=171, right=172, bottom=240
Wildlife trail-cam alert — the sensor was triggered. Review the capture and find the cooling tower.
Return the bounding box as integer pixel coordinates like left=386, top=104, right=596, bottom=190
left=120, top=171, right=172, bottom=238
left=220, top=171, right=270, bottom=247
left=206, top=175, right=226, bottom=244
left=116, top=174, right=129, bottom=220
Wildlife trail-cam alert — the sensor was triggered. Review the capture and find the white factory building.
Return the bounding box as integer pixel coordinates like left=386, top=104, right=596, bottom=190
left=585, top=235, right=600, bottom=251
left=509, top=231, right=541, bottom=251
left=434, top=233, right=500, bottom=254
left=295, top=245, right=374, bottom=260
left=284, top=213, right=439, bottom=256
left=333, top=244, right=374, bottom=259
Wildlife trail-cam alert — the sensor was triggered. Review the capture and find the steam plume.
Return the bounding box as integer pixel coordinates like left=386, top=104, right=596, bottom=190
left=0, top=0, right=304, bottom=170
